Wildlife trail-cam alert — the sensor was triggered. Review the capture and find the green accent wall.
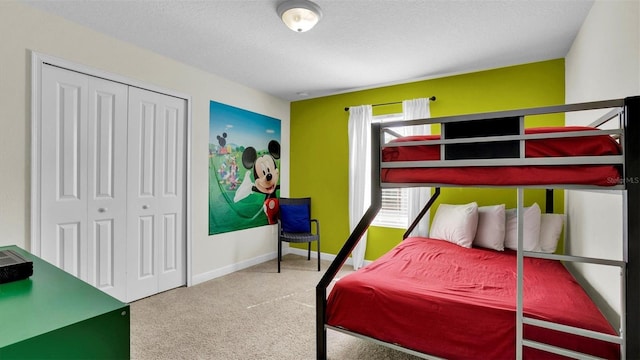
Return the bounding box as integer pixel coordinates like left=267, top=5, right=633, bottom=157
left=289, top=59, right=565, bottom=260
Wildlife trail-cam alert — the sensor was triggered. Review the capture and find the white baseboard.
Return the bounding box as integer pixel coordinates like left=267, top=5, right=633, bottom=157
left=287, top=246, right=372, bottom=268
left=191, top=244, right=370, bottom=286
left=191, top=251, right=277, bottom=286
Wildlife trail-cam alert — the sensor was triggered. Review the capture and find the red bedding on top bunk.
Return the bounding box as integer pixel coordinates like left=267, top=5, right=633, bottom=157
left=381, top=126, right=622, bottom=186
left=326, top=237, right=619, bottom=359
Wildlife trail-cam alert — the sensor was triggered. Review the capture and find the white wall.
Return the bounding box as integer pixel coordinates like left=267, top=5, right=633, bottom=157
left=0, top=2, right=290, bottom=284
left=564, top=0, right=640, bottom=327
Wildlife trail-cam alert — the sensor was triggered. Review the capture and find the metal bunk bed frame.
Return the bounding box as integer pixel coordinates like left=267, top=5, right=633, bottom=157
left=316, top=96, right=640, bottom=360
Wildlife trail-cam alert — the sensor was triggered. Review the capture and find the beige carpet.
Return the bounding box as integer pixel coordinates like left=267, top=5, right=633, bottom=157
left=130, top=254, right=422, bottom=360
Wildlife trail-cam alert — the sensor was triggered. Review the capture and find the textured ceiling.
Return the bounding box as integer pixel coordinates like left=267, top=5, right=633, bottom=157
left=23, top=0, right=595, bottom=101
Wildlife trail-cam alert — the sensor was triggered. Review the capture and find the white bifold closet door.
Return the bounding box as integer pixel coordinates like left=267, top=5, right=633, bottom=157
left=39, top=64, right=186, bottom=302
left=126, top=87, right=186, bottom=301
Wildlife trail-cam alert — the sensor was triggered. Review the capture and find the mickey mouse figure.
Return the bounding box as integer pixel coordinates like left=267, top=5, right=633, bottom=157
left=216, top=132, right=229, bottom=154
left=234, top=140, right=280, bottom=224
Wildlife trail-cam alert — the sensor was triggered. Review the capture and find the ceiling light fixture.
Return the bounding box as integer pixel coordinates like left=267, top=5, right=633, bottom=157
left=277, top=0, right=323, bottom=33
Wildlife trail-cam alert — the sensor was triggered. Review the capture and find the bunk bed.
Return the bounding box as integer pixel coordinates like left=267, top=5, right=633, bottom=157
left=316, top=96, right=640, bottom=359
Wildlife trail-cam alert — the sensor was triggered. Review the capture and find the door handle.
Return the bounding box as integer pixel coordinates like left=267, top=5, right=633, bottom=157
left=98, top=207, right=107, bottom=213
left=142, top=205, right=149, bottom=210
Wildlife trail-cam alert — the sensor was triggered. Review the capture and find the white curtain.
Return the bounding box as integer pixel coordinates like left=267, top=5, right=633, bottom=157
left=402, top=98, right=432, bottom=237
left=348, top=105, right=372, bottom=270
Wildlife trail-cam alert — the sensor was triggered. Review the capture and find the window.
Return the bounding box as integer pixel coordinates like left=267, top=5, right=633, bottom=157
left=371, top=113, right=409, bottom=228
left=375, top=186, right=409, bottom=228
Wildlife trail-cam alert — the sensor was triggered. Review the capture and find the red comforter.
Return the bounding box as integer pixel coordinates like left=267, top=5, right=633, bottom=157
left=381, top=126, right=622, bottom=186
left=326, top=237, right=619, bottom=359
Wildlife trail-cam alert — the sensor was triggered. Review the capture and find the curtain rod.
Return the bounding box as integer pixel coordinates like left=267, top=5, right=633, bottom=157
left=344, top=96, right=436, bottom=112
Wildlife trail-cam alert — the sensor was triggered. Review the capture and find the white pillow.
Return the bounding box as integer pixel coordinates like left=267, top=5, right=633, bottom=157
left=504, top=203, right=541, bottom=251
left=539, top=213, right=565, bottom=253
left=473, top=204, right=506, bottom=251
left=429, top=202, right=479, bottom=248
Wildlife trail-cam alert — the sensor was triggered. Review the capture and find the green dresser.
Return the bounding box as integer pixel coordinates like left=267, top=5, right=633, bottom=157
left=0, top=246, right=129, bottom=359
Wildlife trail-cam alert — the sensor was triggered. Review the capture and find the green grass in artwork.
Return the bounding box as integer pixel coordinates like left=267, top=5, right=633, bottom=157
left=208, top=152, right=275, bottom=235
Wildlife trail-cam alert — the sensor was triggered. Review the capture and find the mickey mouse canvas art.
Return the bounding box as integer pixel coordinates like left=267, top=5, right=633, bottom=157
left=208, top=101, right=281, bottom=235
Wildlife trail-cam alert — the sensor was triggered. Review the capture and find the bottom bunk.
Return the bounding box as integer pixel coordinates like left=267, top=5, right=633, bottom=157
left=325, top=237, right=619, bottom=359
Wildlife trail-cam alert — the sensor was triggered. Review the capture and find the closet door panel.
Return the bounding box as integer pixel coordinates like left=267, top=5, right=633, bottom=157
left=57, top=222, right=82, bottom=275
left=127, top=94, right=159, bottom=301
left=86, top=77, right=128, bottom=300
left=93, top=219, right=114, bottom=287
left=139, top=102, right=156, bottom=197
left=137, top=215, right=155, bottom=278
left=40, top=65, right=89, bottom=279
left=162, top=213, right=177, bottom=272
left=157, top=101, right=186, bottom=293
left=127, top=88, right=186, bottom=301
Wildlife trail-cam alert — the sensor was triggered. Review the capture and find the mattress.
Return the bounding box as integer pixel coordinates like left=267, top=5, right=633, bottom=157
left=326, top=237, right=619, bottom=359
left=381, top=126, right=622, bottom=186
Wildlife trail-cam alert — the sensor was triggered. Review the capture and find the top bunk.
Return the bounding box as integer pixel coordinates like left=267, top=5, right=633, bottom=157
left=377, top=97, right=640, bottom=190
